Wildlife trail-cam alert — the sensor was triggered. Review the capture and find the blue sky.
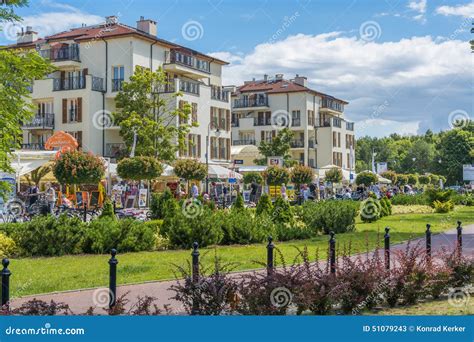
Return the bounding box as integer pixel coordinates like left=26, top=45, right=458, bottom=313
left=1, top=0, right=472, bottom=137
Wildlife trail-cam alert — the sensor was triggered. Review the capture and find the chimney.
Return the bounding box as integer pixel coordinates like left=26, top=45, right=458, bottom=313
left=275, top=73, right=284, bottom=80
left=294, top=74, right=307, bottom=87
left=17, top=26, right=38, bottom=44
left=105, top=15, right=118, bottom=25
left=137, top=16, right=157, bottom=36
left=263, top=74, right=268, bottom=81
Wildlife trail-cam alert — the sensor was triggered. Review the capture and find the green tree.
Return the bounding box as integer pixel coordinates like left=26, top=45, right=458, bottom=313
left=435, top=128, right=473, bottom=184
left=406, top=174, right=418, bottom=186
left=380, top=171, right=397, bottom=185
left=173, top=159, right=207, bottom=195
left=254, top=128, right=295, bottom=166
left=356, top=171, right=377, bottom=187
left=264, top=166, right=290, bottom=186
left=397, top=174, right=409, bottom=186
left=117, top=156, right=162, bottom=181
left=114, top=66, right=193, bottom=162
left=325, top=167, right=343, bottom=184
left=25, top=165, right=51, bottom=186
left=53, top=151, right=105, bottom=185
left=418, top=174, right=431, bottom=185
left=0, top=0, right=54, bottom=198
left=243, top=172, right=263, bottom=185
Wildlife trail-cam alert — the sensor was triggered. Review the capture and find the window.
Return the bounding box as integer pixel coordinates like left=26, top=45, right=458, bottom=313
left=62, top=98, right=82, bottom=123
left=347, top=153, right=351, bottom=169
left=112, top=66, right=124, bottom=92
left=333, top=132, right=337, bottom=147
left=210, top=107, right=218, bottom=129
left=308, top=110, right=315, bottom=126
left=338, top=132, right=341, bottom=147
left=179, top=100, right=188, bottom=124
left=186, top=134, right=201, bottom=158
left=291, top=110, right=301, bottom=126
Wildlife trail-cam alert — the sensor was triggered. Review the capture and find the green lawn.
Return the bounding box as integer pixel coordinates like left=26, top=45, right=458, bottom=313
left=9, top=206, right=474, bottom=298
left=374, top=297, right=474, bottom=315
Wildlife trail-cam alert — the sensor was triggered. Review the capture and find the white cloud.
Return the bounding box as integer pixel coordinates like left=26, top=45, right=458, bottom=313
left=436, top=3, right=474, bottom=18
left=210, top=32, right=471, bottom=137
left=407, top=0, right=428, bottom=23
left=356, top=119, right=420, bottom=138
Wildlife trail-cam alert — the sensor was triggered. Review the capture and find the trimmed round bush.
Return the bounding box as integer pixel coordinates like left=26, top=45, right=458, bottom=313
left=53, top=150, right=105, bottom=185
left=0, top=233, right=16, bottom=258
left=256, top=193, right=273, bottom=216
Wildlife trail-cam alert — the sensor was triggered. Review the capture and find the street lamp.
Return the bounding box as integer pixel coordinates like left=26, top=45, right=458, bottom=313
left=205, top=122, right=220, bottom=194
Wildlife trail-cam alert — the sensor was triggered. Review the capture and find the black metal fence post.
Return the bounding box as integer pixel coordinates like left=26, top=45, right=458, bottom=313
left=1, top=259, right=11, bottom=308
left=108, top=249, right=118, bottom=309
left=384, top=227, right=390, bottom=270
left=425, top=224, right=432, bottom=261
left=83, top=202, right=88, bottom=222
left=191, top=242, right=200, bottom=315
left=266, top=236, right=274, bottom=276
left=456, top=221, right=462, bottom=253
left=113, top=200, right=116, bottom=214
left=329, top=231, right=336, bottom=274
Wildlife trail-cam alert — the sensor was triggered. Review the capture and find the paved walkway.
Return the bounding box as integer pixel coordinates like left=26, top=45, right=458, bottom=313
left=11, top=224, right=474, bottom=314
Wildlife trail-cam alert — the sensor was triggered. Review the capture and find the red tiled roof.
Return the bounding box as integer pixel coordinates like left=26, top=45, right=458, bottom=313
left=5, top=22, right=228, bottom=65
left=236, top=79, right=348, bottom=104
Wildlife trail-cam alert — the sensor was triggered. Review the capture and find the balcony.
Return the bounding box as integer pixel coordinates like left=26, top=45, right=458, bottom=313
left=211, top=86, right=229, bottom=102
left=233, top=96, right=269, bottom=110
left=39, top=44, right=80, bottom=68
left=309, top=139, right=315, bottom=148
left=316, top=119, right=331, bottom=128
left=21, top=143, right=46, bottom=150
left=92, top=76, right=105, bottom=92
left=112, top=79, right=123, bottom=92
left=22, top=114, right=54, bottom=130
left=233, top=139, right=256, bottom=146
left=346, top=122, right=354, bottom=131
left=164, top=50, right=210, bottom=80
left=179, top=79, right=200, bottom=95
left=231, top=119, right=239, bottom=127
left=320, top=98, right=344, bottom=114
left=332, top=117, right=342, bottom=128
left=53, top=76, right=86, bottom=91
left=290, top=139, right=305, bottom=148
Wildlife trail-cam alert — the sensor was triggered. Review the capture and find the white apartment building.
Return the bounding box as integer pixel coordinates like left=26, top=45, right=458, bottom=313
left=231, top=74, right=355, bottom=170
left=12, top=16, right=232, bottom=165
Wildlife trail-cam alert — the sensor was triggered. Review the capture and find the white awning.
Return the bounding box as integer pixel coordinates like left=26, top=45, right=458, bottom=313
left=208, top=164, right=243, bottom=180
left=237, top=165, right=267, bottom=172
left=10, top=151, right=56, bottom=176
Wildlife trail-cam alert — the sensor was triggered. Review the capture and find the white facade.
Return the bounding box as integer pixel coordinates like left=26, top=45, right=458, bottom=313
left=231, top=75, right=355, bottom=170
left=18, top=17, right=232, bottom=165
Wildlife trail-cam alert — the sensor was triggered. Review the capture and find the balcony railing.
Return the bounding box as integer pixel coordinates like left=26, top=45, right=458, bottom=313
left=321, top=98, right=344, bottom=113
left=234, top=96, right=269, bottom=108
left=211, top=86, right=229, bottom=102
left=316, top=119, right=331, bottom=128
left=92, top=76, right=105, bottom=92
left=21, top=143, right=45, bottom=150
left=165, top=50, right=210, bottom=73
left=290, top=139, right=305, bottom=148
left=233, top=139, right=256, bottom=146
left=22, top=114, right=54, bottom=129
left=112, top=79, right=124, bottom=92
left=333, top=118, right=342, bottom=128
left=346, top=122, right=354, bottom=131
left=231, top=120, right=239, bottom=127
left=254, top=117, right=272, bottom=126
left=309, top=140, right=315, bottom=148
left=179, top=79, right=200, bottom=95
left=53, top=76, right=86, bottom=91
left=39, top=45, right=80, bottom=62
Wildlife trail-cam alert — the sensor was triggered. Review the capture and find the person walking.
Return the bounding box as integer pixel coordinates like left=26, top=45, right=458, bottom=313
left=45, top=182, right=56, bottom=213
left=191, top=183, right=199, bottom=198
left=280, top=183, right=287, bottom=200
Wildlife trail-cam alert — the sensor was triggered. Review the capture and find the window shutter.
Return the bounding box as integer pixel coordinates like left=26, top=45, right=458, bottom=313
left=226, top=138, right=230, bottom=160
left=62, top=99, right=67, bottom=123
left=77, top=98, right=82, bottom=122
left=83, top=68, right=88, bottom=75
left=210, top=137, right=215, bottom=159
left=261, top=131, right=264, bottom=142
left=226, top=110, right=230, bottom=131
left=77, top=131, right=82, bottom=149
left=188, top=134, right=192, bottom=157
left=197, top=135, right=201, bottom=158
